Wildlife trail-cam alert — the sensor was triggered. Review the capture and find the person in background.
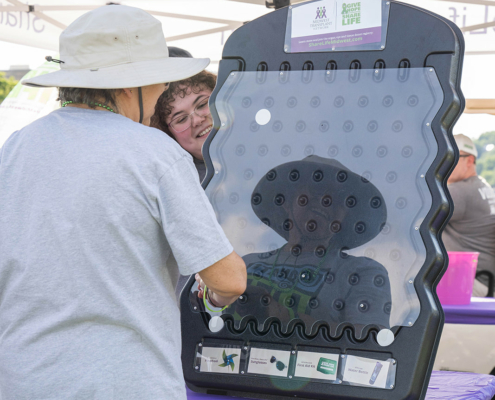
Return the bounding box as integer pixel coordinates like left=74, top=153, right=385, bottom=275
left=0, top=6, right=246, bottom=400
left=443, top=134, right=495, bottom=297
left=151, top=69, right=215, bottom=183
left=168, top=46, right=193, bottom=58
left=158, top=46, right=210, bottom=183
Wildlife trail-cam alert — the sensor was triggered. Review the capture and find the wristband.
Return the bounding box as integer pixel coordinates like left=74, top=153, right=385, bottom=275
left=206, top=287, right=221, bottom=307
left=203, top=286, right=228, bottom=312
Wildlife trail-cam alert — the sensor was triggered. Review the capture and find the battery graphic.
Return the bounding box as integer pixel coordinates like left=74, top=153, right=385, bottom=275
left=317, top=357, right=337, bottom=375
left=369, top=362, right=383, bottom=385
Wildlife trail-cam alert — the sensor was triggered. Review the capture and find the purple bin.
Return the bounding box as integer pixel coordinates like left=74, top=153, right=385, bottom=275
left=437, top=251, right=479, bottom=305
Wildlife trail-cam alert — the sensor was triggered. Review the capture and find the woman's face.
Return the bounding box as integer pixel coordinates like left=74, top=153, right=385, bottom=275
left=166, top=87, right=213, bottom=160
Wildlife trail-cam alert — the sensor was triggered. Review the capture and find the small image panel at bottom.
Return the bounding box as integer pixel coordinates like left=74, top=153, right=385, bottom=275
left=248, top=348, right=290, bottom=377
left=200, top=347, right=241, bottom=374
left=295, top=351, right=339, bottom=381
left=342, top=355, right=392, bottom=389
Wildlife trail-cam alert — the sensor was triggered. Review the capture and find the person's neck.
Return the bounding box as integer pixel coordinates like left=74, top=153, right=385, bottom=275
left=64, top=101, right=117, bottom=114
left=448, top=171, right=477, bottom=184
left=465, top=169, right=477, bottom=180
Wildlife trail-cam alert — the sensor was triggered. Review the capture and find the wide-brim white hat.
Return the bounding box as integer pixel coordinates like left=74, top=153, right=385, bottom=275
left=22, top=5, right=209, bottom=89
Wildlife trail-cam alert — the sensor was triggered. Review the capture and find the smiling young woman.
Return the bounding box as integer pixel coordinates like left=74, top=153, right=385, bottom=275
left=151, top=70, right=217, bottom=182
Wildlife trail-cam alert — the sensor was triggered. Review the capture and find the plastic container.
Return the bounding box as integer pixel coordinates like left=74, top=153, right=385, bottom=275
left=437, top=251, right=479, bottom=305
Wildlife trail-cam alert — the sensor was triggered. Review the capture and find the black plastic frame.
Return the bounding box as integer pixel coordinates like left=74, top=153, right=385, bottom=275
left=181, top=1, right=464, bottom=399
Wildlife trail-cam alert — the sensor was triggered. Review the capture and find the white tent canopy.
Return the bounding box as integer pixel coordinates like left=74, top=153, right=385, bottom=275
left=0, top=0, right=494, bottom=145
left=0, top=0, right=274, bottom=70
left=0, top=0, right=494, bottom=61
left=1, top=0, right=494, bottom=93
left=401, top=0, right=495, bottom=55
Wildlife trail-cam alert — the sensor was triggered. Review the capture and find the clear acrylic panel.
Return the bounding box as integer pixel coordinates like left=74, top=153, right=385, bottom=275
left=192, top=68, right=443, bottom=337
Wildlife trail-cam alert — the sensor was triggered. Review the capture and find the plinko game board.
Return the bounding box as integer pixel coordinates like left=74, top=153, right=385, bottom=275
left=180, top=1, right=464, bottom=399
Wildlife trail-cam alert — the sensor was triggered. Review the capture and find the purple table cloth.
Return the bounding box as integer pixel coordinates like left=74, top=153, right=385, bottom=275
left=442, top=297, right=495, bottom=325
left=426, top=371, right=495, bottom=400
left=186, top=370, right=495, bottom=400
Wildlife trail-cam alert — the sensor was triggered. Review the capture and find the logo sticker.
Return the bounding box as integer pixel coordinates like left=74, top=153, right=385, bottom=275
left=317, top=357, right=337, bottom=374
left=342, top=2, right=362, bottom=26
left=218, top=349, right=238, bottom=371
left=315, top=6, right=328, bottom=19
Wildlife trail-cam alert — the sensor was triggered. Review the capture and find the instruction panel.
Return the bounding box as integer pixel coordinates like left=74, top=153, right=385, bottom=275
left=342, top=355, right=390, bottom=388
left=247, top=348, right=291, bottom=377
left=199, top=347, right=241, bottom=374
left=294, top=351, right=339, bottom=381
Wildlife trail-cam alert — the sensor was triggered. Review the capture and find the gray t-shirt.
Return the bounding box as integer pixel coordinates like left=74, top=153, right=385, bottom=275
left=175, top=158, right=206, bottom=303
left=443, top=175, right=495, bottom=275
left=0, top=107, right=233, bottom=400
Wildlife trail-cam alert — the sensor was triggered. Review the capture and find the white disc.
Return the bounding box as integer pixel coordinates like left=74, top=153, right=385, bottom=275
left=255, top=109, right=271, bottom=126
left=209, top=316, right=224, bottom=333
left=377, top=329, right=395, bottom=347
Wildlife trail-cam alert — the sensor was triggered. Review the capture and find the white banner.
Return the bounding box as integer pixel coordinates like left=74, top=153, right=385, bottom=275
left=402, top=0, right=495, bottom=54
left=0, top=0, right=63, bottom=50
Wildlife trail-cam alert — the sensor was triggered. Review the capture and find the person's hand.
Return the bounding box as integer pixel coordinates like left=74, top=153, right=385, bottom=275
left=195, top=251, right=247, bottom=306
left=195, top=273, right=206, bottom=299
left=195, top=273, right=235, bottom=308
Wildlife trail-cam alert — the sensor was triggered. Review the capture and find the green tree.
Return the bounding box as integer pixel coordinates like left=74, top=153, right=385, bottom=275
left=0, top=72, right=19, bottom=103
left=474, top=131, right=495, bottom=187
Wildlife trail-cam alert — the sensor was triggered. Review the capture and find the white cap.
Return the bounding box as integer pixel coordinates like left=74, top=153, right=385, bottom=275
left=22, top=5, right=209, bottom=89
left=454, top=134, right=478, bottom=158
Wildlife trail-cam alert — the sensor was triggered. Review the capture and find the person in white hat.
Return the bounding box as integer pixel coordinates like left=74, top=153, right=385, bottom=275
left=444, top=134, right=495, bottom=297
left=0, top=5, right=246, bottom=400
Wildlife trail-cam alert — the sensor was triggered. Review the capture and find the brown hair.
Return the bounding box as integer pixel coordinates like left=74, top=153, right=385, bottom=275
left=150, top=70, right=217, bottom=137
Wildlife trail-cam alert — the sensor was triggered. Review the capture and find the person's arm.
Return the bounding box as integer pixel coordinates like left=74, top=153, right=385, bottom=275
left=156, top=153, right=245, bottom=305
left=196, top=251, right=247, bottom=307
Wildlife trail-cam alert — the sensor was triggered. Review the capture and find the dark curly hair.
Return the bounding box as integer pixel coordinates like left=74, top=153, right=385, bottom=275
left=150, top=70, right=217, bottom=137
